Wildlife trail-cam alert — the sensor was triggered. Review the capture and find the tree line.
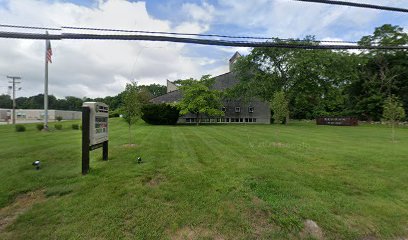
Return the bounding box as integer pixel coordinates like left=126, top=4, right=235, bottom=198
left=2, top=24, right=406, bottom=124
left=0, top=84, right=166, bottom=114
left=231, top=24, right=408, bottom=122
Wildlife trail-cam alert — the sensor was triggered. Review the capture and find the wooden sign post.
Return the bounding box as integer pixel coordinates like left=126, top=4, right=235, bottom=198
left=82, top=102, right=109, bottom=175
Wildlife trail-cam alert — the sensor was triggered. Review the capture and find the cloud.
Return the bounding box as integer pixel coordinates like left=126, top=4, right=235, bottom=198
left=182, top=1, right=215, bottom=23
left=0, top=0, right=216, bottom=98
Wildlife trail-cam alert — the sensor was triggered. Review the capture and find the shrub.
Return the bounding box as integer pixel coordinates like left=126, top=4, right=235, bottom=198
left=72, top=124, right=79, bottom=130
left=141, top=104, right=180, bottom=125
left=56, top=116, right=63, bottom=122
left=36, top=124, right=44, bottom=131
left=55, top=124, right=63, bottom=130
left=15, top=124, right=26, bottom=132
left=109, top=109, right=121, bottom=118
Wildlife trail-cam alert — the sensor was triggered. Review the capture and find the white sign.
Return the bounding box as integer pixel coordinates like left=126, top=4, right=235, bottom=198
left=83, top=102, right=109, bottom=146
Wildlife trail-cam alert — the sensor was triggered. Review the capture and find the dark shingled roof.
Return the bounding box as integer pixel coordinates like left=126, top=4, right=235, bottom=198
left=150, top=89, right=182, bottom=104
left=150, top=72, right=238, bottom=104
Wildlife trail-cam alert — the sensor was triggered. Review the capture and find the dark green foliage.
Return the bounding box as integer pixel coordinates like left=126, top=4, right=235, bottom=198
left=231, top=24, right=408, bottom=121
left=109, top=108, right=121, bottom=118
left=36, top=124, right=44, bottom=131
left=0, top=94, right=12, bottom=108
left=177, top=75, right=224, bottom=125
left=138, top=84, right=166, bottom=98
left=71, top=124, right=79, bottom=130
left=15, top=124, right=26, bottom=132
left=0, top=83, right=166, bottom=116
left=54, top=124, right=63, bottom=130
left=141, top=104, right=180, bottom=125
left=56, top=116, right=63, bottom=122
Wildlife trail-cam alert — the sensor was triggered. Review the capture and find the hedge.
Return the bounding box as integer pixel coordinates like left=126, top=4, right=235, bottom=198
left=141, top=104, right=180, bottom=125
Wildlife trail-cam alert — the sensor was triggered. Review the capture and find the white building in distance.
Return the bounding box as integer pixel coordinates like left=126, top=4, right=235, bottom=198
left=0, top=108, right=81, bottom=123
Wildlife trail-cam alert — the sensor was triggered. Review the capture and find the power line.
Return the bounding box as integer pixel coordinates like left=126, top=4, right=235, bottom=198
left=0, top=31, right=405, bottom=50
left=0, top=23, right=359, bottom=44
left=293, top=0, right=408, bottom=13
left=0, top=24, right=61, bottom=31
left=61, top=25, right=359, bottom=44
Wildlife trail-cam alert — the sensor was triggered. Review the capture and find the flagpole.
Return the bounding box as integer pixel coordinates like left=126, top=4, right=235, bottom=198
left=44, top=31, right=49, bottom=131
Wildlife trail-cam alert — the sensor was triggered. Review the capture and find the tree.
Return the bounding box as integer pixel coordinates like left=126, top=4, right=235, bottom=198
left=139, top=84, right=166, bottom=98
left=383, top=95, right=406, bottom=142
left=232, top=37, right=359, bottom=120
left=351, top=24, right=408, bottom=120
left=178, top=75, right=224, bottom=125
left=122, top=82, right=142, bottom=145
left=270, top=91, right=289, bottom=124
left=0, top=94, right=12, bottom=108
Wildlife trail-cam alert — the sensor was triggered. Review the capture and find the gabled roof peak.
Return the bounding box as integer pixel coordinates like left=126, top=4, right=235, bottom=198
left=229, top=51, right=241, bottom=62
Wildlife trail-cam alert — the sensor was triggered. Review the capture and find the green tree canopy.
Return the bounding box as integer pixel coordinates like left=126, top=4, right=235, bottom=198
left=178, top=75, right=224, bottom=125
left=270, top=91, right=289, bottom=124
left=232, top=37, right=359, bottom=119
left=122, top=82, right=142, bottom=144
left=383, top=95, right=406, bottom=142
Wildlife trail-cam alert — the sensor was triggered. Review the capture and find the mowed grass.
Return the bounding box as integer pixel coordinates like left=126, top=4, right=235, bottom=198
left=0, top=119, right=407, bottom=239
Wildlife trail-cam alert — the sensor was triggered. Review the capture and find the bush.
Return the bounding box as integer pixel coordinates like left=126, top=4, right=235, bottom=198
left=109, top=109, right=121, bottom=118
left=36, top=124, right=44, bottom=131
left=15, top=124, right=26, bottom=132
left=72, top=124, right=79, bottom=130
left=56, top=116, right=63, bottom=122
left=142, top=104, right=180, bottom=125
left=55, top=124, right=63, bottom=130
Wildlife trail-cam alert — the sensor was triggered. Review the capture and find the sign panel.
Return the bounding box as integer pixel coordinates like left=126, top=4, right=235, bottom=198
left=82, top=102, right=109, bottom=146
left=316, top=117, right=358, bottom=126
left=82, top=102, right=109, bottom=175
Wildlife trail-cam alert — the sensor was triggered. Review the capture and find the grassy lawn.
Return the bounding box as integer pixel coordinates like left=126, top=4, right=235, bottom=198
left=0, top=119, right=407, bottom=239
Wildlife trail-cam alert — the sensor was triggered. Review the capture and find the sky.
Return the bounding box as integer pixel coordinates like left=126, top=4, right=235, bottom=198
left=0, top=0, right=407, bottom=98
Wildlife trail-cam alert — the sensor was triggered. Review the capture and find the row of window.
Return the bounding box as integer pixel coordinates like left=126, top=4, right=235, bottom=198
left=222, top=106, right=254, bottom=113
left=185, top=118, right=257, bottom=123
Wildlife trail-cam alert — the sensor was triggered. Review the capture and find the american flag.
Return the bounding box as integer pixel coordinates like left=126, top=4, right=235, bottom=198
left=46, top=39, right=52, bottom=63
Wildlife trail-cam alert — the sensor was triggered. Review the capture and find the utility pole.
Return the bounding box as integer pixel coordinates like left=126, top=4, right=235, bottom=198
left=7, top=76, right=21, bottom=125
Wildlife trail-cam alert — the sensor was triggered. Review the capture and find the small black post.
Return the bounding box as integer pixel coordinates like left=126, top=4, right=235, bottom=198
left=103, top=140, right=108, bottom=161
left=82, top=106, right=90, bottom=175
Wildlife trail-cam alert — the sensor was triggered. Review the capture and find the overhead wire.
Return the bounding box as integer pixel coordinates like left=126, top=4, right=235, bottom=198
left=293, top=0, right=408, bottom=13
left=0, top=31, right=406, bottom=50
left=0, top=24, right=61, bottom=31
left=61, top=25, right=359, bottom=44
left=0, top=23, right=359, bottom=44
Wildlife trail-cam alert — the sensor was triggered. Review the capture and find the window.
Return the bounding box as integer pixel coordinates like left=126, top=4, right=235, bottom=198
left=245, top=118, right=248, bottom=122
left=240, top=118, right=243, bottom=122
left=248, top=106, right=254, bottom=113
left=253, top=118, right=257, bottom=123
left=231, top=118, right=235, bottom=123
left=226, top=118, right=230, bottom=122
left=222, top=106, right=226, bottom=112
left=235, top=107, right=241, bottom=113
left=249, top=118, right=253, bottom=123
